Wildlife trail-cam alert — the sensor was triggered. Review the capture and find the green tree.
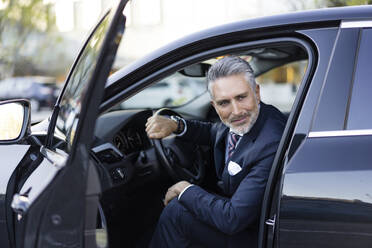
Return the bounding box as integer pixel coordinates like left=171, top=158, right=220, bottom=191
left=321, top=0, right=372, bottom=6
left=289, top=0, right=371, bottom=10
left=0, top=0, right=56, bottom=77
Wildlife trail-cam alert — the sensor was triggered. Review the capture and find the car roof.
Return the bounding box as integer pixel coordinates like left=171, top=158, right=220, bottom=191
left=104, top=5, right=372, bottom=106
left=108, top=5, right=371, bottom=85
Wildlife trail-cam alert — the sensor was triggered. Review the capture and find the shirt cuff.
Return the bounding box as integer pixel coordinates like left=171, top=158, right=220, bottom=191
left=178, top=184, right=194, bottom=200
left=175, top=118, right=187, bottom=136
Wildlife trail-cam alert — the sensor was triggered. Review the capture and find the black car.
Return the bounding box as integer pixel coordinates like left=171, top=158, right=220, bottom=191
left=0, top=1, right=371, bottom=247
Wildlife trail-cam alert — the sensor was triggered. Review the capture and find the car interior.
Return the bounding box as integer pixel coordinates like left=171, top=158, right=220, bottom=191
left=91, top=43, right=308, bottom=247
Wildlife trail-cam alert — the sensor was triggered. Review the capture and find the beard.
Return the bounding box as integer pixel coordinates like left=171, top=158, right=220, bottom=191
left=222, top=104, right=260, bottom=136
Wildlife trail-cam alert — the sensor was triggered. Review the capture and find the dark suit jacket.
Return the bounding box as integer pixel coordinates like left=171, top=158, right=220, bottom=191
left=178, top=102, right=286, bottom=246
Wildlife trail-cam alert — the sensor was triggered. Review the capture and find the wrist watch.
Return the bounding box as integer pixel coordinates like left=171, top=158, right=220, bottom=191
left=170, top=115, right=184, bottom=134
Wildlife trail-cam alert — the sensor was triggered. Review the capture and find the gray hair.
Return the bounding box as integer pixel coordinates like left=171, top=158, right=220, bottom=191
left=207, top=56, right=256, bottom=98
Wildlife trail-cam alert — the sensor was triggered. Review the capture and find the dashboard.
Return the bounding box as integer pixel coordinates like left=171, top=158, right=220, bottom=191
left=91, top=110, right=159, bottom=189
left=94, top=110, right=153, bottom=154
left=113, top=125, right=149, bottom=155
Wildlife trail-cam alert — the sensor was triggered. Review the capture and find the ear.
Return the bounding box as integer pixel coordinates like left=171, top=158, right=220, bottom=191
left=255, top=84, right=260, bottom=103
left=211, top=100, right=216, bottom=109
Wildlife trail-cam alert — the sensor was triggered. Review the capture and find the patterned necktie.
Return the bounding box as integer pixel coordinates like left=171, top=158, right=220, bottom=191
left=228, top=132, right=240, bottom=159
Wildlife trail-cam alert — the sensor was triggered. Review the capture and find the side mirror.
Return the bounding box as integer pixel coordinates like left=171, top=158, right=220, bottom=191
left=0, top=99, right=30, bottom=144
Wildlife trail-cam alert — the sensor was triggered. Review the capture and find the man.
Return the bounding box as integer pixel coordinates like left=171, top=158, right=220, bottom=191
left=145, top=56, right=286, bottom=247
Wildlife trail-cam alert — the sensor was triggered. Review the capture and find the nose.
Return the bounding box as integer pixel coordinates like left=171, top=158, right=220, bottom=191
left=231, top=100, right=243, bottom=115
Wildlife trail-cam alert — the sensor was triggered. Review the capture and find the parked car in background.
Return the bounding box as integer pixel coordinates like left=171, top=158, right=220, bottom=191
left=0, top=1, right=371, bottom=248
left=0, top=76, right=59, bottom=111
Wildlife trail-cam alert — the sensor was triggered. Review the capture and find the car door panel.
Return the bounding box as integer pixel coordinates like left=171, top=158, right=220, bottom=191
left=271, top=25, right=368, bottom=247
left=22, top=147, right=88, bottom=248
left=30, top=2, right=127, bottom=246
left=260, top=27, right=339, bottom=248
left=279, top=134, right=372, bottom=247
left=0, top=145, right=29, bottom=248
left=1, top=2, right=128, bottom=247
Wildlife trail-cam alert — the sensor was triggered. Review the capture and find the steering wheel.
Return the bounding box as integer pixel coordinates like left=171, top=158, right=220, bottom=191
left=152, top=108, right=205, bottom=184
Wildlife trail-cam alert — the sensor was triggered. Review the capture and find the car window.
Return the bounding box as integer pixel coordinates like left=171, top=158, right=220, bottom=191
left=116, top=43, right=308, bottom=117
left=120, top=72, right=206, bottom=109
left=310, top=28, right=360, bottom=131
left=257, top=60, right=307, bottom=114
left=346, top=28, right=372, bottom=130
left=56, top=13, right=112, bottom=149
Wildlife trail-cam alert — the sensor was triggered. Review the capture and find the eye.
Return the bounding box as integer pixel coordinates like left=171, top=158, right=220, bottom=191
left=237, top=94, right=247, bottom=101
left=217, top=100, right=229, bottom=106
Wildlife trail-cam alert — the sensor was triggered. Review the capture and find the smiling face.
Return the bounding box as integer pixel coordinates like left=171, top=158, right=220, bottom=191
left=211, top=73, right=260, bottom=135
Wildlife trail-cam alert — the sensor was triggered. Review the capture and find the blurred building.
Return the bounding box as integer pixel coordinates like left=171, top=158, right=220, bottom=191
left=46, top=0, right=292, bottom=68
left=43, top=0, right=302, bottom=104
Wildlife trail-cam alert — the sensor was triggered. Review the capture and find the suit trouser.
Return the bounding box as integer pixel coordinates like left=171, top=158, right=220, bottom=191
left=149, top=199, right=228, bottom=248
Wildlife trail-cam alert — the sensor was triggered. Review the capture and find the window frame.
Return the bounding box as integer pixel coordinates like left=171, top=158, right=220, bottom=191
left=345, top=28, right=372, bottom=130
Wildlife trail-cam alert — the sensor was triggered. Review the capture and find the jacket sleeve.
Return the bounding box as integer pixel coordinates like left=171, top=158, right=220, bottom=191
left=178, top=141, right=278, bottom=235
left=178, top=119, right=218, bottom=146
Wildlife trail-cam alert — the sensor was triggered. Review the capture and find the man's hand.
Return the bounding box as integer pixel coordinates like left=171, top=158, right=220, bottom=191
left=145, top=115, right=177, bottom=139
left=164, top=181, right=191, bottom=206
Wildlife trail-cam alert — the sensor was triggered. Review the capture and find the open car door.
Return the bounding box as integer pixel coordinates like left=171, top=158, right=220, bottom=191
left=3, top=1, right=128, bottom=247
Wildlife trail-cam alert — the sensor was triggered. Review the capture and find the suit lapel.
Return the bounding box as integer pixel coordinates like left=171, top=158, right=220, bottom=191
left=214, top=126, right=229, bottom=177
left=213, top=126, right=229, bottom=193
left=228, top=134, right=252, bottom=162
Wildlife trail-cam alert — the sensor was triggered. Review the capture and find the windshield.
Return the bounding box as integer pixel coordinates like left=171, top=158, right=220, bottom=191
left=121, top=71, right=206, bottom=109
left=55, top=11, right=114, bottom=149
